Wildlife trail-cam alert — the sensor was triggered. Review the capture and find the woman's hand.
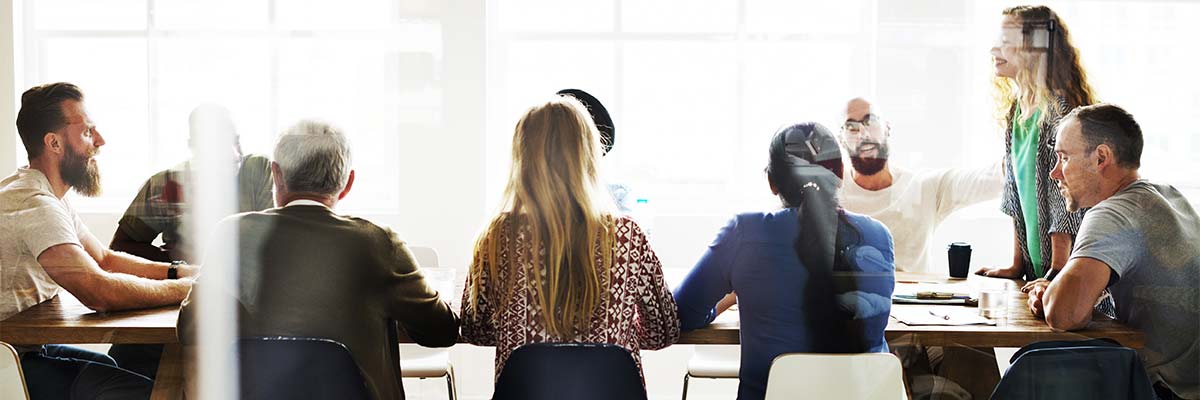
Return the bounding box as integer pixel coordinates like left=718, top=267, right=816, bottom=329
left=975, top=264, right=1023, bottom=278
left=714, top=292, right=737, bottom=316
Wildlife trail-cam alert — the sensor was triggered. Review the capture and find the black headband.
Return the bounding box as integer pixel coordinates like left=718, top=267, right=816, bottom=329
left=557, top=89, right=615, bottom=155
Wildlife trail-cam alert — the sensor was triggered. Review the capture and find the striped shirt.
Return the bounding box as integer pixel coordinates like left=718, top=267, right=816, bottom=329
left=1000, top=99, right=1083, bottom=280
left=999, top=99, right=1115, bottom=317
left=115, top=154, right=273, bottom=262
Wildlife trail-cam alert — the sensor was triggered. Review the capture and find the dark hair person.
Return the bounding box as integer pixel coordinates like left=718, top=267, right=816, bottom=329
left=674, top=123, right=895, bottom=400
left=978, top=5, right=1098, bottom=282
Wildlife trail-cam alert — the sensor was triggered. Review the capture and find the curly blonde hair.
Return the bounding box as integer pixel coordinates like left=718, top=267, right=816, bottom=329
left=992, top=5, right=1096, bottom=125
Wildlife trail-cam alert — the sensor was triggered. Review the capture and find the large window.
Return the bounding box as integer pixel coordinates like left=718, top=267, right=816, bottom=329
left=21, top=0, right=446, bottom=213
left=486, top=0, right=1200, bottom=218
left=17, top=0, right=1200, bottom=216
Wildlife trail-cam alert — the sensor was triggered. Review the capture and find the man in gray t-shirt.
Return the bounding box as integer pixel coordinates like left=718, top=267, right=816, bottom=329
left=1027, top=104, right=1199, bottom=399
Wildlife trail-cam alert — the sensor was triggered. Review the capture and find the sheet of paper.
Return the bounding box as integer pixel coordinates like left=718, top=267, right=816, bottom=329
left=891, top=307, right=996, bottom=326
left=891, top=296, right=969, bottom=305
left=893, top=282, right=976, bottom=297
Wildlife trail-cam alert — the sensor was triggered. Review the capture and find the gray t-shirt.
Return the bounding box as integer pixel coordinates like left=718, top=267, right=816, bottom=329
left=0, top=167, right=89, bottom=320
left=1071, top=179, right=1200, bottom=399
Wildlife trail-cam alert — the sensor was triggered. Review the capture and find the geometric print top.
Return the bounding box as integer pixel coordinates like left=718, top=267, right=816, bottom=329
left=461, top=214, right=680, bottom=380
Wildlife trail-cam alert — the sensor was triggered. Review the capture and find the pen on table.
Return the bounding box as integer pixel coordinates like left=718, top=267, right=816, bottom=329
left=928, top=310, right=951, bottom=320
left=910, top=292, right=973, bottom=300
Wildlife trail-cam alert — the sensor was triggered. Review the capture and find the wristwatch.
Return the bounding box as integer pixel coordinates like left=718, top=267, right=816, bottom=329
left=168, top=260, right=185, bottom=280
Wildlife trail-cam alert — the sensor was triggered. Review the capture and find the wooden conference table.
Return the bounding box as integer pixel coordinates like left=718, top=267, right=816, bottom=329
left=0, top=273, right=1142, bottom=399
left=677, top=273, right=1145, bottom=347
left=0, top=292, right=184, bottom=400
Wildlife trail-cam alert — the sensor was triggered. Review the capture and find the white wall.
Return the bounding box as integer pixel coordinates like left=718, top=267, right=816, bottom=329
left=1, top=0, right=16, bottom=173
left=388, top=0, right=488, bottom=268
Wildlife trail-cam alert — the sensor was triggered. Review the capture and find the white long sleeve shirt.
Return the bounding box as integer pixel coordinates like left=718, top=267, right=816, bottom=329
left=840, top=162, right=1003, bottom=273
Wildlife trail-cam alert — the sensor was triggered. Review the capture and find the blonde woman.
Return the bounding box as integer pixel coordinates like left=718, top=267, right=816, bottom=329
left=461, top=96, right=679, bottom=379
left=976, top=5, right=1097, bottom=283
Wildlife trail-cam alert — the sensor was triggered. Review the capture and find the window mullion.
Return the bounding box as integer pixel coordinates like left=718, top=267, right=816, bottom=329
left=146, top=0, right=158, bottom=169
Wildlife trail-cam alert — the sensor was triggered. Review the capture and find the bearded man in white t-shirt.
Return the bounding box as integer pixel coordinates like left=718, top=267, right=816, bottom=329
left=838, top=97, right=1005, bottom=399
left=838, top=97, right=1004, bottom=273
left=1, top=82, right=198, bottom=399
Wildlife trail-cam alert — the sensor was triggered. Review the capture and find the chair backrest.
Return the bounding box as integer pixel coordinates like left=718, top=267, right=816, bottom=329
left=0, top=342, right=29, bottom=400
left=409, top=245, right=440, bottom=268
left=764, top=353, right=906, bottom=400
left=238, top=337, right=371, bottom=400
left=991, top=345, right=1156, bottom=400
left=493, top=343, right=647, bottom=400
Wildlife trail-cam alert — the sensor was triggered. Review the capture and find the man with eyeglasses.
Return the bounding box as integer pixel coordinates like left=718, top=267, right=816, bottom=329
left=838, top=97, right=1003, bottom=274
left=838, top=97, right=1004, bottom=399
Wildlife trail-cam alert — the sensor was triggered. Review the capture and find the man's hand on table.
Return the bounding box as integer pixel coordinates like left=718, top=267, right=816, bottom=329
left=1021, top=278, right=1049, bottom=293
left=1026, top=280, right=1050, bottom=318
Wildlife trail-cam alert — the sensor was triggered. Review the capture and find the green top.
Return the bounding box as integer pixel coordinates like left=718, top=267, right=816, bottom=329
left=1011, top=107, right=1043, bottom=277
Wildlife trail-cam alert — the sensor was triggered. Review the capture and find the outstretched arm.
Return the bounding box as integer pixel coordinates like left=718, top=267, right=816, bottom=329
left=39, top=244, right=192, bottom=312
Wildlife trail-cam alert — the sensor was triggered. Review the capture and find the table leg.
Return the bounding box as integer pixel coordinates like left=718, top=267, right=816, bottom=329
left=939, top=346, right=1001, bottom=400
left=150, top=343, right=184, bottom=400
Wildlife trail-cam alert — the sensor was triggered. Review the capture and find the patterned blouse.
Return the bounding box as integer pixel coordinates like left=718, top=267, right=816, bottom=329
left=460, top=214, right=680, bottom=379
left=1000, top=99, right=1084, bottom=280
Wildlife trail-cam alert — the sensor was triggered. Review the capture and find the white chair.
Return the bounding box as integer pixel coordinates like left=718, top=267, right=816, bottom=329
left=1, top=342, right=30, bottom=400
left=402, top=245, right=457, bottom=400
left=764, top=353, right=906, bottom=400
left=681, top=345, right=740, bottom=400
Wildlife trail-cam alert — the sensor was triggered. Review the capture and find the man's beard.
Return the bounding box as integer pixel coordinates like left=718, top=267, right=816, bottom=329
left=1061, top=186, right=1081, bottom=212
left=61, top=143, right=102, bottom=197
left=849, top=156, right=888, bottom=176
left=848, top=141, right=889, bottom=176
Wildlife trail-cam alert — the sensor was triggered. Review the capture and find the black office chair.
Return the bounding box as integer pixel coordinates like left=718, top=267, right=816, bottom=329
left=990, top=339, right=1156, bottom=400
left=238, top=337, right=371, bottom=400
left=492, top=342, right=648, bottom=400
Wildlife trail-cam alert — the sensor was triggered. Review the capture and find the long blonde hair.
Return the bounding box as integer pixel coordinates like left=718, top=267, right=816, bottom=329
left=992, top=5, right=1096, bottom=126
left=470, top=96, right=617, bottom=339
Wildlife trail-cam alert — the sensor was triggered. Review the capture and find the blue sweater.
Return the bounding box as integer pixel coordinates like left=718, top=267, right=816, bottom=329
left=673, top=208, right=895, bottom=400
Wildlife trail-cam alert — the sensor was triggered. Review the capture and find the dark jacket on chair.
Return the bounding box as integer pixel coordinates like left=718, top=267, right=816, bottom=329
left=178, top=203, right=460, bottom=400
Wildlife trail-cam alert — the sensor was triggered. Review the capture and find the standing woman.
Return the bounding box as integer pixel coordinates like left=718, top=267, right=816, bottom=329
left=460, top=96, right=679, bottom=380
left=977, top=5, right=1096, bottom=281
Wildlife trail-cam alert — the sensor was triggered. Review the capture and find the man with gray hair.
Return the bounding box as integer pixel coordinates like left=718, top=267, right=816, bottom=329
left=178, top=120, right=460, bottom=400
left=1027, top=104, right=1199, bottom=400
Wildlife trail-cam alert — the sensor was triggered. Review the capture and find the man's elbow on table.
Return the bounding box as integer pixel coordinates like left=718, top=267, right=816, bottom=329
left=1042, top=258, right=1113, bottom=332
left=73, top=285, right=120, bottom=313
left=1044, top=303, right=1090, bottom=332
left=1042, top=285, right=1097, bottom=331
